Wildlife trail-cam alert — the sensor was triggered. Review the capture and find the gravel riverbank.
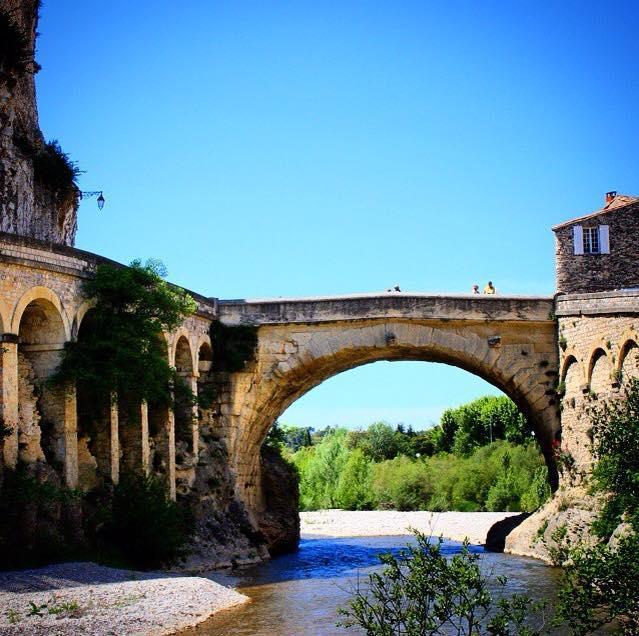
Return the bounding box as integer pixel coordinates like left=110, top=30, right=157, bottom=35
left=301, top=510, right=519, bottom=544
left=0, top=562, right=248, bottom=635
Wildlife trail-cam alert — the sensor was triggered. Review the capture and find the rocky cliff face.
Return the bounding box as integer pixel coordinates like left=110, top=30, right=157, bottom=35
left=0, top=0, right=78, bottom=245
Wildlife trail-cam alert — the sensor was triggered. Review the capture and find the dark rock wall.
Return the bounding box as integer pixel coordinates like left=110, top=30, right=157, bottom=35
left=0, top=0, right=78, bottom=246
left=258, top=446, right=300, bottom=556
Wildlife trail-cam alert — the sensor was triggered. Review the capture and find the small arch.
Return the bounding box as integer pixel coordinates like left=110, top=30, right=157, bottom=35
left=16, top=294, right=69, bottom=479
left=11, top=286, right=71, bottom=340
left=197, top=336, right=213, bottom=375
left=72, top=299, right=97, bottom=340
left=587, top=348, right=608, bottom=386
left=588, top=347, right=613, bottom=394
left=619, top=338, right=639, bottom=382
left=174, top=335, right=194, bottom=374
left=169, top=328, right=196, bottom=369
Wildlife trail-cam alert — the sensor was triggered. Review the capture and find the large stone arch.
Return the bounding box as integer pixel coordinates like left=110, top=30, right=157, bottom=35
left=15, top=289, right=74, bottom=484
left=11, top=286, right=71, bottom=340
left=222, top=319, right=559, bottom=515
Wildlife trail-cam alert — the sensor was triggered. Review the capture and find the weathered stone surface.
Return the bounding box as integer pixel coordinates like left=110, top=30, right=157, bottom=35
left=216, top=303, right=560, bottom=519
left=0, top=0, right=78, bottom=246
left=258, top=446, right=300, bottom=556
left=506, top=292, right=639, bottom=560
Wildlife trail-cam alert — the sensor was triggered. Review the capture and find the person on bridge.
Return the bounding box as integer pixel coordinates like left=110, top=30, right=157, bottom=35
left=483, top=281, right=496, bottom=294
left=471, top=284, right=480, bottom=294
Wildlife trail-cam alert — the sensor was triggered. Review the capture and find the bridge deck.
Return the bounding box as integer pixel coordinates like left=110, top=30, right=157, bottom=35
left=218, top=293, right=555, bottom=326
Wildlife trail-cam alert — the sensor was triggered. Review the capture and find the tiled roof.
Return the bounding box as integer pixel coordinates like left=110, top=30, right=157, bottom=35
left=552, top=194, right=639, bottom=230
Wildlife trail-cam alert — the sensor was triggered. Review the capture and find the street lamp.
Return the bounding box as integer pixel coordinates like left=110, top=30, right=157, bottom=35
left=80, top=190, right=105, bottom=211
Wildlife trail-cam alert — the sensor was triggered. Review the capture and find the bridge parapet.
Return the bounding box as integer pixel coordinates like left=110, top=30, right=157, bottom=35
left=218, top=293, right=555, bottom=326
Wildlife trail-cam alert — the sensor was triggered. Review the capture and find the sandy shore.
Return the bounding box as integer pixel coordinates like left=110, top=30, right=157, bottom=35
left=0, top=562, right=248, bottom=635
left=301, top=510, right=519, bottom=545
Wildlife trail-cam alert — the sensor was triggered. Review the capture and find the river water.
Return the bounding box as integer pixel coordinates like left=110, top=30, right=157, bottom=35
left=187, top=535, right=561, bottom=636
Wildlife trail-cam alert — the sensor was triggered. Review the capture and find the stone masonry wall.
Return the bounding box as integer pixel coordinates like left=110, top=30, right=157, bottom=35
left=0, top=0, right=78, bottom=245
left=505, top=292, right=639, bottom=561
left=554, top=202, right=639, bottom=294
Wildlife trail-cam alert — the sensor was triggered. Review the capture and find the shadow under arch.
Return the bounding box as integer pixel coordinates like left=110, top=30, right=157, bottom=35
left=230, top=325, right=559, bottom=514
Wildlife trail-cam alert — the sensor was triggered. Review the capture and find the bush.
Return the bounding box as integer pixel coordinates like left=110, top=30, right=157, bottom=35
left=335, top=449, right=374, bottom=510
left=209, top=321, right=258, bottom=372
left=101, top=474, right=190, bottom=569
left=371, top=456, right=434, bottom=511
left=338, top=531, right=548, bottom=635
left=32, top=140, right=82, bottom=203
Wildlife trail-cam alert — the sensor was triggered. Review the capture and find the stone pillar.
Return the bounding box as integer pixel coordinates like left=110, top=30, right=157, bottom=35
left=141, top=401, right=150, bottom=477
left=1, top=335, right=19, bottom=468
left=110, top=392, right=119, bottom=485
left=189, top=375, right=199, bottom=460
left=64, top=383, right=78, bottom=488
left=168, top=407, right=176, bottom=500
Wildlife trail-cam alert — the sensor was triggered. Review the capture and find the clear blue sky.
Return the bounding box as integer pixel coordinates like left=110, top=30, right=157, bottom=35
left=36, top=2, right=639, bottom=430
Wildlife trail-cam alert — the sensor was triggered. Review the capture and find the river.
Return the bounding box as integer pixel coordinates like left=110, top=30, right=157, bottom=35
left=186, top=535, right=561, bottom=636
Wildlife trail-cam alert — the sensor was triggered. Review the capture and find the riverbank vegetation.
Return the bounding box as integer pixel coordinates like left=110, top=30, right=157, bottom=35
left=0, top=260, right=196, bottom=570
left=277, top=396, right=551, bottom=513
left=340, top=382, right=639, bottom=635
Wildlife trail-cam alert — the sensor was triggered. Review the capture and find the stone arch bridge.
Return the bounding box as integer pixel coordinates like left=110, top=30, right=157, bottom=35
left=0, top=233, right=566, bottom=527
left=217, top=294, right=561, bottom=516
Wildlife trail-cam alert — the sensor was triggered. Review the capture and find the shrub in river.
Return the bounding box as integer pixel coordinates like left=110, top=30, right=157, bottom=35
left=338, top=531, right=548, bottom=635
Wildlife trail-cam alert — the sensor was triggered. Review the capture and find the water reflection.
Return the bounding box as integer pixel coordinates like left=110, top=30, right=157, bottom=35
left=187, top=536, right=561, bottom=636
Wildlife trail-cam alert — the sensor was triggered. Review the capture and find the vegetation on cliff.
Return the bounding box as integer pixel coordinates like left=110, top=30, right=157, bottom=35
left=0, top=6, right=36, bottom=80
left=277, top=396, right=551, bottom=513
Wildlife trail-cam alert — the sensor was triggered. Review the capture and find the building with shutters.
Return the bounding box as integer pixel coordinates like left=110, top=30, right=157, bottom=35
left=553, top=192, right=639, bottom=294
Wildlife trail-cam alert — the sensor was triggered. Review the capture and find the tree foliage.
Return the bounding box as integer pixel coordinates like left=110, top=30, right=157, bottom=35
left=100, top=473, right=191, bottom=569
left=287, top=408, right=549, bottom=513
left=54, top=260, right=197, bottom=410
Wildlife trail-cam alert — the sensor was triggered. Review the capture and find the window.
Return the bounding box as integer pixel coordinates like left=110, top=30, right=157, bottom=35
left=583, top=227, right=600, bottom=254
left=573, top=225, right=610, bottom=255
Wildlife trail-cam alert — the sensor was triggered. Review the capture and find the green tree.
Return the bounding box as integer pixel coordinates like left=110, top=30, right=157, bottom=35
left=296, top=429, right=350, bottom=509
left=360, top=422, right=403, bottom=462
left=335, top=449, right=374, bottom=510
left=54, top=260, right=196, bottom=409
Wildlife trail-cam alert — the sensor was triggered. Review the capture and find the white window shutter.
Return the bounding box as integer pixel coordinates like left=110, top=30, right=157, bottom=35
left=599, top=225, right=610, bottom=254
left=573, top=225, right=584, bottom=255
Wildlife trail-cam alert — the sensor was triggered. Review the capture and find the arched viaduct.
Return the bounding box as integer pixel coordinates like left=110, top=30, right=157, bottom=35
left=4, top=231, right=639, bottom=552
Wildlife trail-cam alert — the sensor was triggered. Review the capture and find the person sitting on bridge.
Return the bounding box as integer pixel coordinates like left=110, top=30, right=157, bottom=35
left=472, top=284, right=480, bottom=294
left=483, top=281, right=496, bottom=294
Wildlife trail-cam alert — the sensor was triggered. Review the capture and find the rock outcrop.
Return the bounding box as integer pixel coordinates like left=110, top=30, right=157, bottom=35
left=258, top=446, right=300, bottom=556
left=0, top=0, right=78, bottom=246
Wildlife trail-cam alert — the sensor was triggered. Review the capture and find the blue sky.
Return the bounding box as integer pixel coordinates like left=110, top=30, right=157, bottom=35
left=36, top=2, right=639, bottom=430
